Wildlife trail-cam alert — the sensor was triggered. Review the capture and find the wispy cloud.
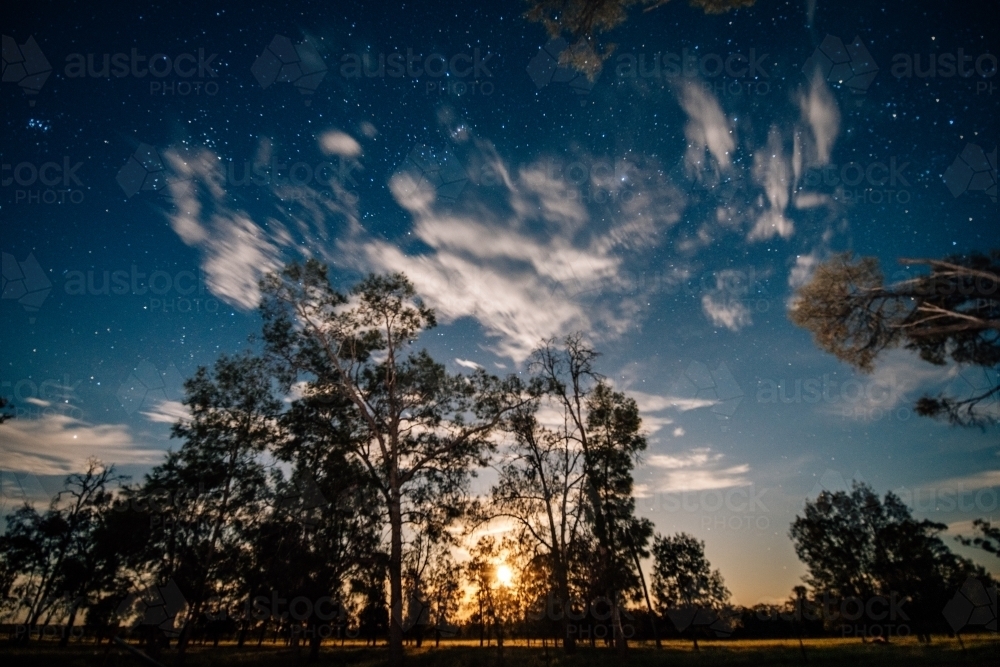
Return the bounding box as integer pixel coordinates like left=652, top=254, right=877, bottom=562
left=341, top=142, right=672, bottom=362
left=319, top=130, right=363, bottom=157
left=140, top=399, right=190, bottom=425
left=0, top=414, right=163, bottom=476
left=700, top=270, right=753, bottom=331
left=797, top=71, right=840, bottom=167
left=642, top=447, right=751, bottom=493
left=748, top=127, right=794, bottom=241
left=679, top=83, right=735, bottom=177
left=454, top=358, right=483, bottom=370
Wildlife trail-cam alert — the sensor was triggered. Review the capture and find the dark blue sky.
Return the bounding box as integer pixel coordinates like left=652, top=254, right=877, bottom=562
left=2, top=0, right=997, bottom=603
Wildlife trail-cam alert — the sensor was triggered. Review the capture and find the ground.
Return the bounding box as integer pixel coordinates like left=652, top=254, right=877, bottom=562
left=1, top=637, right=997, bottom=667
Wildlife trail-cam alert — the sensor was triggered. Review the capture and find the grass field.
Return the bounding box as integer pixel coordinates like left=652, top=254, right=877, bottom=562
left=1, top=636, right=997, bottom=667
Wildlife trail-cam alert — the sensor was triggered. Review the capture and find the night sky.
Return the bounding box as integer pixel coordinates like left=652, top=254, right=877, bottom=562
left=2, top=0, right=997, bottom=605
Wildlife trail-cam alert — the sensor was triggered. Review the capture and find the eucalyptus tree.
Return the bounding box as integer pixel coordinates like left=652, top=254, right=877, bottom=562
left=260, top=262, right=525, bottom=666
left=119, top=352, right=281, bottom=657
left=651, top=532, right=730, bottom=649
left=789, top=250, right=999, bottom=426
left=489, top=335, right=652, bottom=651
left=0, top=460, right=123, bottom=644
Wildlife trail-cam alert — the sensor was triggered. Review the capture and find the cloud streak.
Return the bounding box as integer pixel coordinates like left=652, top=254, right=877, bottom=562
left=0, top=414, right=164, bottom=476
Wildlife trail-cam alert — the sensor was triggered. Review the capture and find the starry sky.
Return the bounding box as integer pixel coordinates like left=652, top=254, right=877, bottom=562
left=2, top=0, right=998, bottom=605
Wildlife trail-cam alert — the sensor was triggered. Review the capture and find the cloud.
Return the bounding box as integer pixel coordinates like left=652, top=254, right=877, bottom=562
left=0, top=414, right=163, bottom=476
left=816, top=348, right=965, bottom=420
left=748, top=127, right=794, bottom=241
left=797, top=71, right=840, bottom=167
left=788, top=252, right=821, bottom=291
left=786, top=250, right=823, bottom=309
left=343, top=143, right=672, bottom=362
left=642, top=415, right=676, bottom=436
left=700, top=270, right=754, bottom=331
left=140, top=399, right=190, bottom=425
left=702, top=294, right=752, bottom=331
left=164, top=148, right=283, bottom=310
left=923, top=470, right=1000, bottom=493
left=161, top=140, right=361, bottom=311
left=319, top=130, right=362, bottom=157
left=643, top=447, right=751, bottom=492
left=454, top=358, right=483, bottom=370
left=678, top=83, right=735, bottom=177
left=672, top=427, right=685, bottom=437
left=628, top=390, right=717, bottom=413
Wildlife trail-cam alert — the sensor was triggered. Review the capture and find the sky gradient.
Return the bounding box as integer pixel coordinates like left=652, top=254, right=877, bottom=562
left=2, top=0, right=998, bottom=606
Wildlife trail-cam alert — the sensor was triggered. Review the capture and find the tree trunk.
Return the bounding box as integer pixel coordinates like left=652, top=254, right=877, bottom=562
left=555, top=568, right=576, bottom=653
left=59, top=599, right=81, bottom=648
left=388, top=492, right=404, bottom=667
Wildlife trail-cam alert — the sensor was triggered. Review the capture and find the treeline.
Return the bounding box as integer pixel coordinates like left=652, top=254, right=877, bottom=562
left=1, top=263, right=996, bottom=664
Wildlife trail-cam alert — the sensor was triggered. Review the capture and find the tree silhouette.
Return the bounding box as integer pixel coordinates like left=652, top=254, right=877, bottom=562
left=0, top=459, right=124, bottom=644
left=650, top=532, right=729, bottom=649
left=524, top=335, right=652, bottom=650
left=525, top=0, right=757, bottom=79
left=957, top=519, right=1000, bottom=558
left=789, top=251, right=1000, bottom=426
left=261, top=262, right=526, bottom=666
left=789, top=482, right=991, bottom=642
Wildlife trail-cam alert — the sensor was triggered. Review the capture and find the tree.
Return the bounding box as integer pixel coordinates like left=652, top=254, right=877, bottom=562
left=524, top=0, right=756, bottom=79
left=0, top=460, right=124, bottom=644
left=957, top=519, right=1000, bottom=558
left=789, top=251, right=1000, bottom=426
left=489, top=385, right=588, bottom=651
left=251, top=391, right=384, bottom=661
left=528, top=335, right=652, bottom=650
left=0, top=396, right=12, bottom=422
left=125, top=352, right=280, bottom=657
left=260, top=262, right=525, bottom=666
left=789, top=482, right=990, bottom=642
left=650, top=532, right=730, bottom=649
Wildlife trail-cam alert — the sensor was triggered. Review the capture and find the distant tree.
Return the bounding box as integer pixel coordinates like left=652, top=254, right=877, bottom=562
left=789, top=251, right=1000, bottom=426
left=0, top=460, right=124, bottom=644
left=957, top=519, right=1000, bottom=558
left=650, top=532, right=730, bottom=649
left=526, top=335, right=653, bottom=650
left=123, top=353, right=281, bottom=657
left=524, top=0, right=756, bottom=79
left=465, top=536, right=520, bottom=650
left=789, top=482, right=990, bottom=642
left=250, top=391, right=384, bottom=661
left=261, top=263, right=525, bottom=667
left=489, top=377, right=588, bottom=651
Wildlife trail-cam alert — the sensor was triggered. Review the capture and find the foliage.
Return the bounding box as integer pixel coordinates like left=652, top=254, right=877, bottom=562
left=789, top=482, right=992, bottom=640
left=789, top=251, right=1000, bottom=426
left=956, top=518, right=1000, bottom=558
left=260, top=261, right=526, bottom=666
left=650, top=532, right=730, bottom=613
left=524, top=0, right=756, bottom=79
